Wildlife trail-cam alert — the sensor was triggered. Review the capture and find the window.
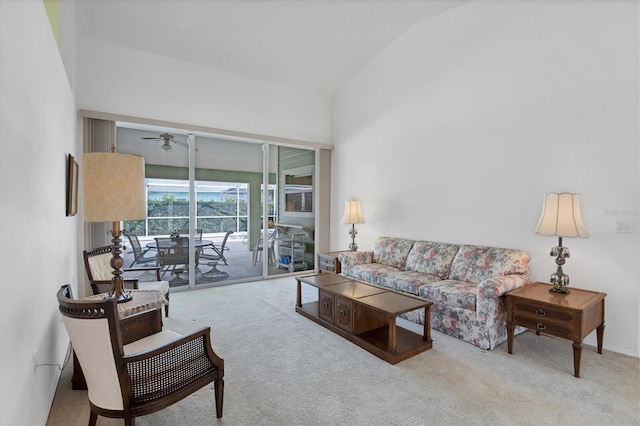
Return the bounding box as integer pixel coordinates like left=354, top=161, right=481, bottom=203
left=283, top=166, right=313, bottom=216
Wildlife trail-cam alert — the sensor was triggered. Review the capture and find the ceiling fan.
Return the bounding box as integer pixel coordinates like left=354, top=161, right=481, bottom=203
left=140, top=133, right=192, bottom=153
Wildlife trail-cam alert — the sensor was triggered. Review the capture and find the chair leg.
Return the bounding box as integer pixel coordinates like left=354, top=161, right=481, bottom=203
left=164, top=293, right=169, bottom=317
left=88, top=410, right=97, bottom=426
left=215, top=378, right=224, bottom=418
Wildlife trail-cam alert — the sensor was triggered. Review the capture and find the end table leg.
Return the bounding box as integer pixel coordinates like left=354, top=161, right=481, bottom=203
left=296, top=279, right=302, bottom=308
left=507, top=323, right=514, bottom=354
left=572, top=341, right=582, bottom=378
left=596, top=323, right=605, bottom=354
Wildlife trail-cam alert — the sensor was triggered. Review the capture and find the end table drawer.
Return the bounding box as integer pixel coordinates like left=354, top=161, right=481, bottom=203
left=334, top=296, right=353, bottom=333
left=318, top=261, right=336, bottom=273
left=514, top=301, right=574, bottom=322
left=514, top=314, right=574, bottom=338
left=317, top=253, right=342, bottom=274
left=319, top=291, right=334, bottom=323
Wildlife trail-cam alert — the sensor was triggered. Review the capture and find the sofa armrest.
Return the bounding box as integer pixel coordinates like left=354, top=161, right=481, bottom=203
left=338, top=251, right=373, bottom=267
left=477, top=274, right=532, bottom=300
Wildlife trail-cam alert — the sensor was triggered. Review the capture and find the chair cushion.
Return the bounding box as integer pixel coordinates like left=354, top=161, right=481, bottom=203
left=88, top=253, right=114, bottom=280
left=62, top=316, right=124, bottom=410
left=136, top=280, right=170, bottom=295
left=124, top=330, right=183, bottom=355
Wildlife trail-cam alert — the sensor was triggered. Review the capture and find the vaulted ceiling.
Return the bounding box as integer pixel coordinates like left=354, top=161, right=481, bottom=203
left=75, top=0, right=466, bottom=97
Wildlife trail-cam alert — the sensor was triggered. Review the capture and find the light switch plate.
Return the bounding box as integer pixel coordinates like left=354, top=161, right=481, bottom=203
left=614, top=218, right=634, bottom=233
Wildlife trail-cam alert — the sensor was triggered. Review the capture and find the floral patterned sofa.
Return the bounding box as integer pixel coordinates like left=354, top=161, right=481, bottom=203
left=339, top=237, right=531, bottom=350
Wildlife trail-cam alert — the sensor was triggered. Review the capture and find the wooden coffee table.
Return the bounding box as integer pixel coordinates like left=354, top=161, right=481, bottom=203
left=295, top=273, right=433, bottom=364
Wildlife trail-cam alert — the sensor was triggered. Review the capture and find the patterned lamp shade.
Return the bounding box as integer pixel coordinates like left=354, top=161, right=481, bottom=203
left=82, top=152, right=147, bottom=222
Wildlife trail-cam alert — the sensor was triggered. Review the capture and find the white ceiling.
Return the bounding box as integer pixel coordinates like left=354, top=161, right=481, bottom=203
left=75, top=0, right=467, bottom=97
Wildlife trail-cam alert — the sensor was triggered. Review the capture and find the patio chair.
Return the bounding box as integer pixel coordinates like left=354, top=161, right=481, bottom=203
left=179, top=228, right=207, bottom=259
left=201, top=231, right=233, bottom=265
left=57, top=284, right=224, bottom=425
left=125, top=232, right=157, bottom=268
left=155, top=237, right=200, bottom=280
left=252, top=228, right=277, bottom=265
left=83, top=246, right=170, bottom=317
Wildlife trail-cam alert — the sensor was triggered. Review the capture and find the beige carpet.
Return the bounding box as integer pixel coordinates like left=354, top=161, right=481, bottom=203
left=47, top=277, right=640, bottom=425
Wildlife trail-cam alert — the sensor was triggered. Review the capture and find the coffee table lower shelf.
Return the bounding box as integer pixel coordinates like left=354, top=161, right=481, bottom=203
left=296, top=301, right=432, bottom=364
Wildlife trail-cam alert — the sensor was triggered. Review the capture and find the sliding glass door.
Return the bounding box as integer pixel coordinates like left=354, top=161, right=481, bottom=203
left=116, top=123, right=317, bottom=289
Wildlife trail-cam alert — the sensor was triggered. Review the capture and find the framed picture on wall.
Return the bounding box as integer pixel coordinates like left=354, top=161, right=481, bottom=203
left=66, top=154, right=78, bottom=216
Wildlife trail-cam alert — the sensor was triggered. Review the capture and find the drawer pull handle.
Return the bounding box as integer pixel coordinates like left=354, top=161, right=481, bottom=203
left=339, top=309, right=346, bottom=316
left=536, top=323, right=547, bottom=331
left=536, top=309, right=546, bottom=317
left=323, top=302, right=329, bottom=309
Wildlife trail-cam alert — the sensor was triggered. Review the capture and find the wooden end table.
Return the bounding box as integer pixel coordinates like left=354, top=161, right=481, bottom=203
left=317, top=251, right=348, bottom=274
left=506, top=282, right=606, bottom=378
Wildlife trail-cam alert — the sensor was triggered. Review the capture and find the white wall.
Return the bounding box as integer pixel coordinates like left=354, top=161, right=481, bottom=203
left=0, top=1, right=79, bottom=425
left=77, top=38, right=332, bottom=145
left=332, top=0, right=639, bottom=356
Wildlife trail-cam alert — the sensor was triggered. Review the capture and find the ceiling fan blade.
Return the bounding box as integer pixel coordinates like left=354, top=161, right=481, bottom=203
left=141, top=137, right=161, bottom=140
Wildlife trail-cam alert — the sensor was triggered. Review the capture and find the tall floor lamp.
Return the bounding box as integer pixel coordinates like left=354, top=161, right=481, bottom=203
left=534, top=193, right=589, bottom=294
left=342, top=200, right=365, bottom=251
left=82, top=147, right=147, bottom=303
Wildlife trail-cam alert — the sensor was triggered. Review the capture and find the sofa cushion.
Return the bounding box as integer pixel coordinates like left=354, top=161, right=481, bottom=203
left=372, top=237, right=415, bottom=270
left=449, top=245, right=530, bottom=284
left=385, top=271, right=442, bottom=296
left=418, top=280, right=478, bottom=311
left=346, top=263, right=403, bottom=287
left=405, top=241, right=460, bottom=279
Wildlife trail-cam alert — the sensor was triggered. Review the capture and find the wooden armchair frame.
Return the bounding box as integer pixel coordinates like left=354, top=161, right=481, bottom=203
left=58, top=285, right=224, bottom=425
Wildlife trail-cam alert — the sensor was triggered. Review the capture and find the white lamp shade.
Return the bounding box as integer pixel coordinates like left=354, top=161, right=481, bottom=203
left=534, top=193, right=589, bottom=238
left=341, top=200, right=365, bottom=225
left=82, top=152, right=147, bottom=222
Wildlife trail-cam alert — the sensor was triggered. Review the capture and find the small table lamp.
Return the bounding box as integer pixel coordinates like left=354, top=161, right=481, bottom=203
left=82, top=146, right=147, bottom=302
left=342, top=200, right=365, bottom=251
left=534, top=193, right=589, bottom=294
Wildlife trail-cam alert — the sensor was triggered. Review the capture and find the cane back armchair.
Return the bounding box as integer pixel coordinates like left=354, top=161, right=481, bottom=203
left=57, top=284, right=224, bottom=425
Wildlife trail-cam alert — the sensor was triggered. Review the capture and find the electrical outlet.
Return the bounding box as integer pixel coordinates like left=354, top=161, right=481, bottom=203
left=614, top=218, right=634, bottom=233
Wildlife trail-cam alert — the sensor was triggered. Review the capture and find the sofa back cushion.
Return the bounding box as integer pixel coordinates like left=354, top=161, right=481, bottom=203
left=372, top=237, right=415, bottom=269
left=449, top=245, right=530, bottom=284
left=405, top=241, right=460, bottom=279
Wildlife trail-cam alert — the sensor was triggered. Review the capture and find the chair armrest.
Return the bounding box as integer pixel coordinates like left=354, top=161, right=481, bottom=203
left=124, top=266, right=162, bottom=281
left=90, top=279, right=139, bottom=295
left=338, top=251, right=373, bottom=267
left=123, top=327, right=224, bottom=400
left=120, top=308, right=163, bottom=345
